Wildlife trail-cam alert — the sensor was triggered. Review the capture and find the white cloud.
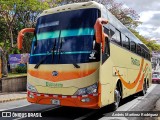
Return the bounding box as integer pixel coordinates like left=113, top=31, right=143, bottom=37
left=139, top=11, right=160, bottom=22
left=115, top=0, right=160, bottom=41
left=154, top=27, right=160, bottom=33
left=139, top=11, right=154, bottom=22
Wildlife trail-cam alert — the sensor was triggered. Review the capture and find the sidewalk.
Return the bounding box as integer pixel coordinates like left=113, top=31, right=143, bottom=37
left=0, top=92, right=26, bottom=103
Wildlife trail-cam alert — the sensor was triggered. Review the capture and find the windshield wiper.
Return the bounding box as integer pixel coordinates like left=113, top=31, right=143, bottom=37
left=73, top=63, right=80, bottom=68
left=34, top=41, right=56, bottom=69
left=57, top=30, right=62, bottom=63
left=52, top=39, right=57, bottom=63
left=34, top=55, right=47, bottom=69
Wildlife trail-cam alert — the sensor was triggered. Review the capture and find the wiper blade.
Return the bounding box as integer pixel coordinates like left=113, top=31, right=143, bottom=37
left=52, top=39, right=57, bottom=63
left=73, top=63, right=80, bottom=68
left=34, top=56, right=47, bottom=69
left=58, top=30, right=62, bottom=63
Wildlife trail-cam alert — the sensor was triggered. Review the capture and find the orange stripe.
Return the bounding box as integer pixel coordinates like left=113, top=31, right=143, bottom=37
left=28, top=69, right=96, bottom=82
left=136, top=73, right=145, bottom=92
left=98, top=82, right=102, bottom=107
left=115, top=58, right=144, bottom=89
left=143, top=63, right=148, bottom=73
left=136, top=65, right=148, bottom=92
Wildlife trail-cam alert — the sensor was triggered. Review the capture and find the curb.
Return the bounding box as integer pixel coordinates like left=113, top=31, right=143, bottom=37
left=0, top=97, right=26, bottom=103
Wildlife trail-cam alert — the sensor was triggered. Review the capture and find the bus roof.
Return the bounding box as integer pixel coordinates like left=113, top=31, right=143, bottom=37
left=39, top=1, right=149, bottom=53
left=39, top=1, right=101, bottom=17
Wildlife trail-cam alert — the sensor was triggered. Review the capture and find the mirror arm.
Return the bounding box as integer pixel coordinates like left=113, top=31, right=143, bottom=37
left=17, top=28, right=35, bottom=50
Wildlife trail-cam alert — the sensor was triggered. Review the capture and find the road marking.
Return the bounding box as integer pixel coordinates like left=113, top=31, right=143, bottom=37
left=100, top=117, right=128, bottom=120
left=41, top=105, right=61, bottom=113
left=0, top=103, right=31, bottom=111
left=74, top=110, right=97, bottom=120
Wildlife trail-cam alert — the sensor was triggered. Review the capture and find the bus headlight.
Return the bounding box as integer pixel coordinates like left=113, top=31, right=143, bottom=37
left=27, top=83, right=37, bottom=92
left=74, top=83, right=97, bottom=95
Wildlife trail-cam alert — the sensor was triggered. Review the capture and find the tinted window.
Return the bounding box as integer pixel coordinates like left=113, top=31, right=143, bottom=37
left=102, top=26, right=110, bottom=64
left=146, top=52, right=151, bottom=60
left=141, top=49, right=145, bottom=57
left=103, top=26, right=109, bottom=36
left=122, top=34, right=130, bottom=49
left=111, top=29, right=121, bottom=45
left=148, top=54, right=151, bottom=61
left=30, top=8, right=100, bottom=64
left=130, top=41, right=136, bottom=53
left=137, top=45, right=141, bottom=56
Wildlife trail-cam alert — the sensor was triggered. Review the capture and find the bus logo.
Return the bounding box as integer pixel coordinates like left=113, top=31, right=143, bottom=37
left=131, top=57, right=140, bottom=66
left=89, top=51, right=96, bottom=59
left=52, top=71, right=58, bottom=76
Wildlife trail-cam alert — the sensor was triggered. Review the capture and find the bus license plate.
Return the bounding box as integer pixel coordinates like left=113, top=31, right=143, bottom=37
left=51, top=99, right=60, bottom=105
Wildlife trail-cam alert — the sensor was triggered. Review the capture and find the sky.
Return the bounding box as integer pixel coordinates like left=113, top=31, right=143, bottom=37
left=115, top=0, right=160, bottom=43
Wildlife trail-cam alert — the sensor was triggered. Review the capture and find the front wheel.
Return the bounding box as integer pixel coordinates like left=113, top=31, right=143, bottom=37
left=110, top=88, right=121, bottom=111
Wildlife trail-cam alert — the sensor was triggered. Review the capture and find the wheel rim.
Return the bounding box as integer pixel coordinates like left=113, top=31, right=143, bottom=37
left=114, top=89, right=121, bottom=108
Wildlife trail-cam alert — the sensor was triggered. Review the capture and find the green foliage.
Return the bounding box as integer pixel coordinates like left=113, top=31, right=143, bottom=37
left=130, top=29, right=160, bottom=52
left=15, top=65, right=27, bottom=73
left=0, top=0, right=53, bottom=75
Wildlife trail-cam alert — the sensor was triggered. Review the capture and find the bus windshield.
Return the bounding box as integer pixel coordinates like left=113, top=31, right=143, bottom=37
left=30, top=8, right=100, bottom=64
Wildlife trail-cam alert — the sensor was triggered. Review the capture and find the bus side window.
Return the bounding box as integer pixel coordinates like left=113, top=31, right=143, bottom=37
left=130, top=41, right=136, bottom=53
left=141, top=49, right=145, bottom=58
left=122, top=34, right=130, bottom=50
left=111, top=29, right=121, bottom=46
left=146, top=52, right=150, bottom=60
left=103, top=26, right=110, bottom=35
left=145, top=52, right=148, bottom=59
left=137, top=45, right=141, bottom=56
left=148, top=53, right=151, bottom=61
left=102, top=26, right=110, bottom=64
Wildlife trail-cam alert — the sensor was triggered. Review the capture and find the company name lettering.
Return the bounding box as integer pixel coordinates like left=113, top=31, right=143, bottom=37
left=46, top=82, right=63, bottom=87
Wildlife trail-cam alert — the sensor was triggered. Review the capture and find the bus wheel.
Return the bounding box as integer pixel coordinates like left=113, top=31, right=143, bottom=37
left=147, top=80, right=149, bottom=88
left=139, top=82, right=147, bottom=96
left=110, top=87, right=121, bottom=111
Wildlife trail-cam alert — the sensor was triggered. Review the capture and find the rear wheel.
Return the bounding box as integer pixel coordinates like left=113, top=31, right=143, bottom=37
left=139, top=81, right=147, bottom=96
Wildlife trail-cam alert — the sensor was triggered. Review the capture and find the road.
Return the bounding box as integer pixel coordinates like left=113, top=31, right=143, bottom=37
left=0, top=84, right=159, bottom=120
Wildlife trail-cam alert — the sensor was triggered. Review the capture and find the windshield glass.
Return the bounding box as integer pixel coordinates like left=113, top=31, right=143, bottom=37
left=30, top=8, right=100, bottom=64
left=153, top=74, right=159, bottom=78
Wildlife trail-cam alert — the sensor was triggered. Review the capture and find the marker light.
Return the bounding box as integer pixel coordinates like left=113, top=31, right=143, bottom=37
left=27, top=83, right=37, bottom=92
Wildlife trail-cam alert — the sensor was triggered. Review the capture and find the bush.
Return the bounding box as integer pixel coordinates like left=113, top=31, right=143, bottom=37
left=15, top=65, right=27, bottom=73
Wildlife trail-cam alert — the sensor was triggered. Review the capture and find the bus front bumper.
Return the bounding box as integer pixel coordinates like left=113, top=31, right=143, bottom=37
left=27, top=91, right=100, bottom=109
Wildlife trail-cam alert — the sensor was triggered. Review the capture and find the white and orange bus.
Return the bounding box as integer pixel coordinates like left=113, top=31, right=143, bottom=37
left=17, top=1, right=152, bottom=110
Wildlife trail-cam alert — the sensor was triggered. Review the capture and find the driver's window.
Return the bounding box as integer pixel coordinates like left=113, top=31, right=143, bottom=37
left=102, top=26, right=110, bottom=64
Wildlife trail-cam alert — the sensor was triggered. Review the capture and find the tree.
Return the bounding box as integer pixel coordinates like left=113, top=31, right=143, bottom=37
left=58, top=0, right=140, bottom=28
left=0, top=0, right=50, bottom=76
left=130, top=29, right=160, bottom=51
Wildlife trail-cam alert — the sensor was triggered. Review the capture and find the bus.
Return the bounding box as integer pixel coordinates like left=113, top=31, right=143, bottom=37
left=17, top=1, right=152, bottom=110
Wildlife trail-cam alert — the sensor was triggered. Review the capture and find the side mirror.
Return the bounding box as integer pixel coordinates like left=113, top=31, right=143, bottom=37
left=17, top=28, right=35, bottom=50
left=94, top=18, right=108, bottom=53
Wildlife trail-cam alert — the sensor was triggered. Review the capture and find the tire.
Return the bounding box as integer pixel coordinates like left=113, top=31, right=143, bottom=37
left=139, top=81, right=147, bottom=96
left=110, top=87, right=121, bottom=111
